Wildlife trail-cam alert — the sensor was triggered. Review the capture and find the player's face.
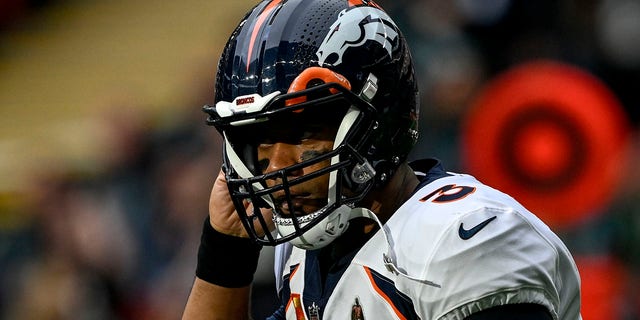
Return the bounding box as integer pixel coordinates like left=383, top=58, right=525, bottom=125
left=255, top=108, right=343, bottom=218
left=256, top=125, right=337, bottom=217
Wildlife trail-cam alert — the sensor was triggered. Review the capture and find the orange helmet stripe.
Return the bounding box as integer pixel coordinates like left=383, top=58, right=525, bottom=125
left=348, top=0, right=382, bottom=9
left=247, top=0, right=283, bottom=72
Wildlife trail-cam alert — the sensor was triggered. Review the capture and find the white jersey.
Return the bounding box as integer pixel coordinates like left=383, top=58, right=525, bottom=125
left=271, top=161, right=581, bottom=320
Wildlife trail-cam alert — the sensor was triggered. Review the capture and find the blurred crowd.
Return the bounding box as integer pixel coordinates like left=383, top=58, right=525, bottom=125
left=1, top=0, right=639, bottom=319
left=0, top=104, right=225, bottom=318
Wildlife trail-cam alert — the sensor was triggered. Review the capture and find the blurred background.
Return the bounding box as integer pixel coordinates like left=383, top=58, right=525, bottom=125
left=0, top=0, right=638, bottom=319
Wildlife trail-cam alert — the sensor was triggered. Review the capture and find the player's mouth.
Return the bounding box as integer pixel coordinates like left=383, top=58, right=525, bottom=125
left=273, top=194, right=325, bottom=217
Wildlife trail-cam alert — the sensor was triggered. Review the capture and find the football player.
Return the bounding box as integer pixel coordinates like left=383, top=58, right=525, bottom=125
left=183, top=0, right=582, bottom=319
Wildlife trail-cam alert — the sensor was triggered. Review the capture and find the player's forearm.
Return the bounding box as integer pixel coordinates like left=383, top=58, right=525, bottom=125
left=183, top=217, right=262, bottom=319
left=183, top=277, right=252, bottom=320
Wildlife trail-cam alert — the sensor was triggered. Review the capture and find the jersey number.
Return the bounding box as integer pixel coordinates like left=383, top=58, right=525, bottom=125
left=419, top=184, right=476, bottom=203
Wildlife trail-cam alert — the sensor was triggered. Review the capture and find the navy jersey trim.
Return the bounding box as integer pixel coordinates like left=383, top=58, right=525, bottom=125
left=299, top=243, right=362, bottom=319
left=364, top=266, right=419, bottom=319
left=410, top=158, right=452, bottom=194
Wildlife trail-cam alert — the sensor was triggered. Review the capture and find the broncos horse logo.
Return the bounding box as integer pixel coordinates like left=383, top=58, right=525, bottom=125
left=316, top=6, right=398, bottom=66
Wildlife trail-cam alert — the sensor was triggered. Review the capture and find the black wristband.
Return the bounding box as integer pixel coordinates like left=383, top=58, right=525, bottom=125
left=196, top=217, right=262, bottom=288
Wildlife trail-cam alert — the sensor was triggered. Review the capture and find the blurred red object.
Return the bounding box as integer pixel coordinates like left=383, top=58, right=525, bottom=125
left=461, top=60, right=632, bottom=229
left=575, top=255, right=628, bottom=319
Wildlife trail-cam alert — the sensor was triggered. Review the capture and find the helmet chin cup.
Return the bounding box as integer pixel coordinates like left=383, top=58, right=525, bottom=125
left=277, top=204, right=353, bottom=250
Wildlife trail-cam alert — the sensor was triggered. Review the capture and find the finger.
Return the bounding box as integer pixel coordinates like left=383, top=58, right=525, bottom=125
left=208, top=169, right=244, bottom=237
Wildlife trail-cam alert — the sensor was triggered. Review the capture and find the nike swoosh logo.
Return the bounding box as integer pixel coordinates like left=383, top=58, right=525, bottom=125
left=458, top=216, right=497, bottom=240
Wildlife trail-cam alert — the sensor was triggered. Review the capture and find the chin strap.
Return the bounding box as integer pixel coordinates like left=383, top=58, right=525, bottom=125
left=349, top=207, right=441, bottom=288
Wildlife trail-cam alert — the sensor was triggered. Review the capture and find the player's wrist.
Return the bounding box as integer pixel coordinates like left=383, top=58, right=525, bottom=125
left=196, top=216, right=262, bottom=288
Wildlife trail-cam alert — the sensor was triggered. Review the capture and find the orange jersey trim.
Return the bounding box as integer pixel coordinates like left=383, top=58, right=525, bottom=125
left=285, top=264, right=302, bottom=316
left=286, top=293, right=306, bottom=320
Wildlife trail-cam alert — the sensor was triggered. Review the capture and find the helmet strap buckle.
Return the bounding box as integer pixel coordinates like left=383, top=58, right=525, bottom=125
left=351, top=160, right=376, bottom=184
left=359, top=73, right=379, bottom=102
